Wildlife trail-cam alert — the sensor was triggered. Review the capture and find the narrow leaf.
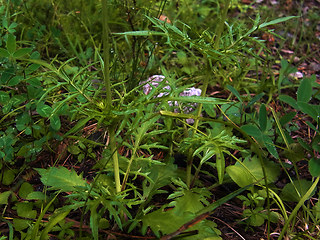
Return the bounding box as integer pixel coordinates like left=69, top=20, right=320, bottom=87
left=259, top=104, right=267, bottom=132
left=227, top=85, right=243, bottom=103
left=259, top=16, right=298, bottom=29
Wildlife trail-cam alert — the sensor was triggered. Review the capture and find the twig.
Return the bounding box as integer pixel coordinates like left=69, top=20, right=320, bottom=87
left=160, top=212, right=211, bottom=240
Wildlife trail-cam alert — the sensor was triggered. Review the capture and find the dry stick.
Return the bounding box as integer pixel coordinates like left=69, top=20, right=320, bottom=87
left=160, top=212, right=211, bottom=240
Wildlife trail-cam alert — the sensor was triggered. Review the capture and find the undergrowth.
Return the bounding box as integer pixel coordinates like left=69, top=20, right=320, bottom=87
left=0, top=0, right=320, bottom=239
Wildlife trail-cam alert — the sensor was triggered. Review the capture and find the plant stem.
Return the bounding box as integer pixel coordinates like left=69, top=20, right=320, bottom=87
left=186, top=0, right=231, bottom=188
left=102, top=0, right=121, bottom=193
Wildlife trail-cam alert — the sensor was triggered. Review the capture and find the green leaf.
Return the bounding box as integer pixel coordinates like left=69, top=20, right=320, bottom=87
left=12, top=48, right=32, bottom=58
left=166, top=96, right=228, bottom=105
left=0, top=191, right=12, bottom=204
left=1, top=169, right=15, bottom=185
left=18, top=182, right=34, bottom=199
left=226, top=157, right=280, bottom=187
left=13, top=218, right=31, bottom=231
left=280, top=112, right=296, bottom=126
left=297, top=102, right=318, bottom=120
left=309, top=158, right=320, bottom=177
left=68, top=145, right=81, bottom=155
left=16, top=202, right=37, bottom=219
left=7, top=76, right=23, bottom=86
left=259, top=104, right=267, bottom=132
left=241, top=124, right=262, bottom=138
left=50, top=114, right=61, bottom=131
left=297, top=77, right=312, bottom=103
left=247, top=93, right=264, bottom=108
left=280, top=179, right=316, bottom=202
left=36, top=102, right=52, bottom=117
left=26, top=191, right=46, bottom=200
left=0, top=91, right=10, bottom=104
left=262, top=134, right=279, bottom=159
left=259, top=16, right=298, bottom=29
left=279, top=95, right=298, bottom=109
left=64, top=117, right=93, bottom=136
left=35, top=166, right=86, bottom=192
left=40, top=209, right=71, bottom=239
left=0, top=47, right=10, bottom=57
left=6, top=34, right=16, bottom=54
left=227, top=85, right=242, bottom=103
left=114, top=30, right=165, bottom=36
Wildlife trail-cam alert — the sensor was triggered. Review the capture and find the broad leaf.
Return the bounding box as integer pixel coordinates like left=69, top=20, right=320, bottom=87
left=309, top=158, right=320, bottom=177
left=36, top=102, right=52, bottom=117
left=297, top=77, right=312, bottom=103
left=226, top=157, right=280, bottom=187
left=12, top=48, right=32, bottom=58
left=0, top=48, right=10, bottom=57
left=280, top=179, right=316, bottom=202
left=50, top=114, right=61, bottom=131
left=36, top=166, right=86, bottom=192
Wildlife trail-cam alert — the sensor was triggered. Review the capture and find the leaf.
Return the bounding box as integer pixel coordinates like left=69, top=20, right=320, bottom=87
left=1, top=169, right=15, bottom=185
left=0, top=47, right=10, bottom=57
left=166, top=96, right=229, bottom=105
left=68, top=145, right=81, bottom=155
left=7, top=76, right=23, bottom=86
left=13, top=218, right=31, bottom=231
left=297, top=77, right=312, bottom=103
left=50, top=114, right=61, bottom=131
left=262, top=135, right=279, bottom=159
left=16, top=202, right=37, bottom=219
left=297, top=102, right=318, bottom=121
left=247, top=93, right=264, bottom=108
left=216, top=150, right=225, bottom=184
left=114, top=30, right=165, bottom=36
left=36, top=102, right=52, bottom=117
left=241, top=124, right=262, bottom=138
left=40, top=209, right=71, bottom=239
left=18, top=182, right=34, bottom=199
left=64, top=117, right=93, bottom=136
left=259, top=104, right=267, bottom=132
left=89, top=201, right=100, bottom=240
left=26, top=191, right=46, bottom=200
left=280, top=179, right=316, bottom=202
left=6, top=33, right=16, bottom=54
left=227, top=85, right=243, bottom=103
left=0, top=191, right=12, bottom=204
left=35, top=166, right=86, bottom=192
left=309, top=158, right=320, bottom=177
left=279, top=112, right=296, bottom=126
left=226, top=157, right=280, bottom=187
left=259, top=16, right=298, bottom=29
left=0, top=91, right=10, bottom=104
left=279, top=95, right=298, bottom=109
left=12, top=48, right=32, bottom=58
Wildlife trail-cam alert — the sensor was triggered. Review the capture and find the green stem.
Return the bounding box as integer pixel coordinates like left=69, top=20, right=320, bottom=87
left=102, top=0, right=121, bottom=193
left=186, top=0, right=230, bottom=188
